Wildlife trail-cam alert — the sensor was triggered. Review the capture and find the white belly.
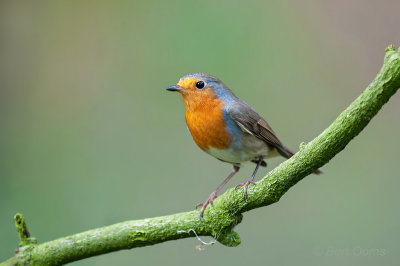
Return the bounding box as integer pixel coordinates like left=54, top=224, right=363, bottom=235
left=206, top=134, right=278, bottom=165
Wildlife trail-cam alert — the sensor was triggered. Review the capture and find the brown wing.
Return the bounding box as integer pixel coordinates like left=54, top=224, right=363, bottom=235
left=228, top=99, right=294, bottom=158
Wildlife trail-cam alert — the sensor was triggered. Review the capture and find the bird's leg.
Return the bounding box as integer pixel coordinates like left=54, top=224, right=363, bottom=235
left=236, top=156, right=263, bottom=199
left=198, top=166, right=240, bottom=219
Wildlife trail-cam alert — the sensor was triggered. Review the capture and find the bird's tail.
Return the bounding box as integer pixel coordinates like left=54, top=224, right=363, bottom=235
left=277, top=144, right=323, bottom=174
left=276, top=144, right=295, bottom=159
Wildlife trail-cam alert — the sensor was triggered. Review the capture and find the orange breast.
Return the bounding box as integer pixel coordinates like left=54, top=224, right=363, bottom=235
left=183, top=93, right=232, bottom=151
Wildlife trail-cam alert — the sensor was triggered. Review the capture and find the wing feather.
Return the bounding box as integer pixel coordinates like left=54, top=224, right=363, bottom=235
left=227, top=99, right=294, bottom=158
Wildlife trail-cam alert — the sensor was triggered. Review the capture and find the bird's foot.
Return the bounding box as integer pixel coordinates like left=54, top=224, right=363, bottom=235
left=235, top=180, right=254, bottom=199
left=196, top=191, right=218, bottom=219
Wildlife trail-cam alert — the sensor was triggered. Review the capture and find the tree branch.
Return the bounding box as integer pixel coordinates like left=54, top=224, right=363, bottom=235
left=2, top=46, right=400, bottom=266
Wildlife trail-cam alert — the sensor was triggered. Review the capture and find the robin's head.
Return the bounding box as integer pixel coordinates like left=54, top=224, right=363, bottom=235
left=166, top=73, right=235, bottom=110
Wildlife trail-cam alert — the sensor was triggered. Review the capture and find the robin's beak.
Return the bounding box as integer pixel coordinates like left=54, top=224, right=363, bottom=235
left=166, top=85, right=181, bottom=92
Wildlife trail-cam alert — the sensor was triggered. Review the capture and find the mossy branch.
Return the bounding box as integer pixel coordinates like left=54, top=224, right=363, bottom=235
left=1, top=46, right=399, bottom=266
left=13, top=213, right=37, bottom=247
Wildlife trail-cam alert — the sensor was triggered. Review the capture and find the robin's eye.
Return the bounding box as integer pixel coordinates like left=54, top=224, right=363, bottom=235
left=195, top=81, right=205, bottom=89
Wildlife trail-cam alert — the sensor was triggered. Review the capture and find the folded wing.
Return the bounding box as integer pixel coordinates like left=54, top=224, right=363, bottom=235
left=227, top=99, right=294, bottom=158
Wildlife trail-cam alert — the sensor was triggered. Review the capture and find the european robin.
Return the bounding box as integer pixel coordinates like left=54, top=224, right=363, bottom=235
left=166, top=73, right=321, bottom=218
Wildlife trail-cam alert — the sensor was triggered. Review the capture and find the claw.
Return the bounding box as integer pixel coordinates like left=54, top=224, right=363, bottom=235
left=235, top=180, right=254, bottom=199
left=198, top=191, right=217, bottom=219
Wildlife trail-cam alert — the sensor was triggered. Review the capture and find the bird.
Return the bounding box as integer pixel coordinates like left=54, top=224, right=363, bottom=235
left=166, top=73, right=321, bottom=218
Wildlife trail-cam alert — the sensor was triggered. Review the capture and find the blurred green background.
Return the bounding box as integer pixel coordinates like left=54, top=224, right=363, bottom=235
left=1, top=0, right=399, bottom=265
